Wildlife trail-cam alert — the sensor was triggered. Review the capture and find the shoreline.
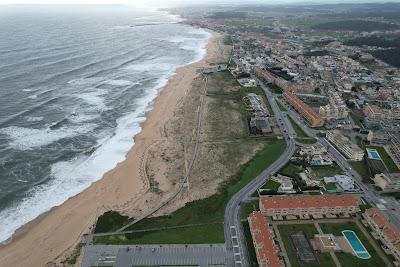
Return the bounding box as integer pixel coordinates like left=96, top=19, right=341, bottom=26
left=0, top=28, right=220, bottom=267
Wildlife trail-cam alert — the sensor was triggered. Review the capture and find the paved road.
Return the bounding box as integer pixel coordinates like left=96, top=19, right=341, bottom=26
left=279, top=98, right=400, bottom=229
left=223, top=76, right=297, bottom=267
left=82, top=244, right=227, bottom=267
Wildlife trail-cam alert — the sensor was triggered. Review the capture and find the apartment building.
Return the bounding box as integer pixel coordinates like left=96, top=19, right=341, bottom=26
left=374, top=173, right=400, bottom=191
left=248, top=211, right=284, bottom=267
left=364, top=208, right=400, bottom=262
left=364, top=104, right=400, bottom=120
left=283, top=91, right=324, bottom=128
left=319, top=91, right=348, bottom=120
left=326, top=130, right=364, bottom=161
left=259, top=195, right=359, bottom=217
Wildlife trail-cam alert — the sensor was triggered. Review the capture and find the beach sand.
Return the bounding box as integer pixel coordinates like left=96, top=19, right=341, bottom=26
left=0, top=30, right=223, bottom=267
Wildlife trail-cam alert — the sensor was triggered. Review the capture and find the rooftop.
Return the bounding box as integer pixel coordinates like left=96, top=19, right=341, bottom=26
left=366, top=208, right=400, bottom=242
left=248, top=211, right=284, bottom=267
left=260, top=195, right=359, bottom=210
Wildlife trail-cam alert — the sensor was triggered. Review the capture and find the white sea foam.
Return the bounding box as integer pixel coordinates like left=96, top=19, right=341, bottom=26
left=104, top=79, right=136, bottom=87
left=0, top=21, right=211, bottom=243
left=0, top=125, right=94, bottom=150
left=73, top=89, right=108, bottom=111
left=25, top=116, right=44, bottom=122
left=28, top=94, right=38, bottom=100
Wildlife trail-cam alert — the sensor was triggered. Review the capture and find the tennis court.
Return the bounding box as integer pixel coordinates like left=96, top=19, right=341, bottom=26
left=289, top=231, right=318, bottom=265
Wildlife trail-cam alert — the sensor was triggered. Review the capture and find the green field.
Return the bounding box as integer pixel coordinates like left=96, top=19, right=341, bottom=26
left=296, top=138, right=317, bottom=145
left=367, top=146, right=399, bottom=172
left=351, top=160, right=370, bottom=181
left=319, top=222, right=387, bottom=267
left=277, top=224, right=336, bottom=267
left=95, top=223, right=224, bottom=245
left=311, top=165, right=343, bottom=179
left=95, top=138, right=286, bottom=244
left=262, top=179, right=281, bottom=191
left=287, top=116, right=309, bottom=138
left=277, top=100, right=287, bottom=111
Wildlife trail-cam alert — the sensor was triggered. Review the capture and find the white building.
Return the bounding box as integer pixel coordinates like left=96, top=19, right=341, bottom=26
left=323, top=175, right=356, bottom=192
left=326, top=130, right=364, bottom=161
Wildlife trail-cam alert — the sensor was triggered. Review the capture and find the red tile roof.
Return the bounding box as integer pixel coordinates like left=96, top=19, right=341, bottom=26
left=283, top=91, right=322, bottom=121
left=260, top=195, right=359, bottom=210
left=248, top=211, right=284, bottom=267
left=366, top=208, right=400, bottom=242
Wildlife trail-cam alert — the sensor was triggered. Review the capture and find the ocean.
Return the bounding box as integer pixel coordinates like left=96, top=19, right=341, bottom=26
left=0, top=5, right=210, bottom=242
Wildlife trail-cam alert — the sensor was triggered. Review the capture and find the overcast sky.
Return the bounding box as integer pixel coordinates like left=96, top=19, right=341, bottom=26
left=0, top=0, right=398, bottom=6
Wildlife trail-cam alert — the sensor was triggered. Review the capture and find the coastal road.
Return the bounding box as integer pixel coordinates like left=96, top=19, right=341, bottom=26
left=279, top=98, right=400, bottom=228
left=223, top=76, right=297, bottom=267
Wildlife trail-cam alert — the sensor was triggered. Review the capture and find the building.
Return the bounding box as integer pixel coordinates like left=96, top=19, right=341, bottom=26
left=326, top=130, right=364, bottom=161
left=270, top=174, right=294, bottom=193
left=248, top=211, right=284, bottom=267
left=250, top=117, right=273, bottom=134
left=374, top=173, right=400, bottom=191
left=323, top=175, right=356, bottom=192
left=244, top=93, right=269, bottom=117
left=367, top=131, right=390, bottom=146
left=283, top=91, right=324, bottom=128
left=319, top=91, right=348, bottom=120
left=299, top=144, right=333, bottom=166
left=363, top=104, right=400, bottom=120
left=259, top=195, right=359, bottom=217
left=387, top=133, right=400, bottom=168
left=364, top=208, right=400, bottom=262
left=238, top=78, right=257, bottom=87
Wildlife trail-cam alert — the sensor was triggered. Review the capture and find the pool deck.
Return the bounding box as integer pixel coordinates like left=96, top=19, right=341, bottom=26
left=342, top=230, right=371, bottom=259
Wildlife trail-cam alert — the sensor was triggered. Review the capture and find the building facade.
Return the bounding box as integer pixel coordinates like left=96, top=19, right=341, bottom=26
left=259, top=195, right=359, bottom=217
left=248, top=211, right=285, bottom=267
left=319, top=91, right=348, bottom=120
left=326, top=130, right=364, bottom=161
left=283, top=91, right=324, bottom=128
left=364, top=208, right=400, bottom=263
left=374, top=173, right=400, bottom=191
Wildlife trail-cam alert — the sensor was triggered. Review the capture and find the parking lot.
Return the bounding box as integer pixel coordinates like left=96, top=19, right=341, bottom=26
left=82, top=244, right=227, bottom=267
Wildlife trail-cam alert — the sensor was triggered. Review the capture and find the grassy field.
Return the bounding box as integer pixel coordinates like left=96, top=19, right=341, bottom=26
left=240, top=200, right=259, bottom=218
left=262, top=179, right=281, bottom=191
left=381, top=191, right=400, bottom=200
left=296, top=138, right=317, bottom=145
left=288, top=116, right=309, bottom=138
left=319, top=222, right=387, bottom=267
left=95, top=223, right=224, bottom=245
left=277, top=100, right=287, bottom=111
left=367, top=146, right=399, bottom=172
left=277, top=224, right=336, bottom=267
left=95, top=138, right=286, bottom=244
left=350, top=160, right=370, bottom=181
left=278, top=162, right=302, bottom=178
left=311, top=165, right=343, bottom=179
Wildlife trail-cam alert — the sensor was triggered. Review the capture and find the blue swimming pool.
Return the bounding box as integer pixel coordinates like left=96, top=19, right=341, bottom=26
left=342, top=230, right=371, bottom=259
left=367, top=148, right=381, bottom=160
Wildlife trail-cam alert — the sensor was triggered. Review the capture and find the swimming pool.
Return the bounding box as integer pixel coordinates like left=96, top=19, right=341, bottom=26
left=367, top=148, right=381, bottom=160
left=342, top=230, right=371, bottom=259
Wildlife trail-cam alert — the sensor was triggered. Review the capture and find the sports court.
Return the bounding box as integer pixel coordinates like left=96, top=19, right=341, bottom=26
left=289, top=231, right=318, bottom=265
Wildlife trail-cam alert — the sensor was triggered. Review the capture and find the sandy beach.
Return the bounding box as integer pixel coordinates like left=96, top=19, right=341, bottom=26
left=0, top=30, right=222, bottom=267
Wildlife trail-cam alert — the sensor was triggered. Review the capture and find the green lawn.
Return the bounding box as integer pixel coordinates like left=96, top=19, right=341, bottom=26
left=350, top=160, right=371, bottom=181
left=350, top=112, right=364, bottom=128
left=240, top=200, right=259, bottom=218
left=277, top=224, right=336, bottom=267
left=319, top=222, right=387, bottom=267
left=95, top=138, right=286, bottom=244
left=367, top=146, right=399, bottom=172
left=311, top=165, right=343, bottom=179
left=288, top=116, right=309, bottom=138
left=95, top=224, right=224, bottom=245
left=277, top=100, right=287, bottom=111
left=262, top=179, right=281, bottom=191
left=296, top=138, right=317, bottom=144
left=278, top=162, right=303, bottom=178
left=359, top=197, right=372, bottom=213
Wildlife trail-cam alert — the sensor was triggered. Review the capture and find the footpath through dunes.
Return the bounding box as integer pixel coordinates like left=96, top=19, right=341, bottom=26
left=91, top=35, right=286, bottom=247
left=0, top=31, right=219, bottom=267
